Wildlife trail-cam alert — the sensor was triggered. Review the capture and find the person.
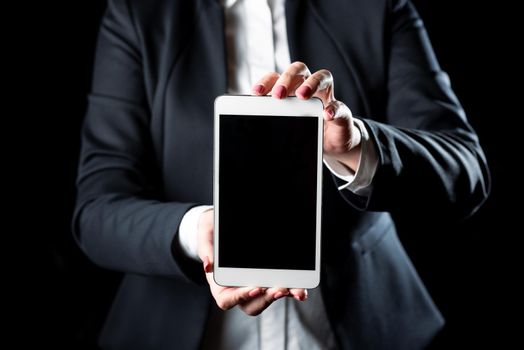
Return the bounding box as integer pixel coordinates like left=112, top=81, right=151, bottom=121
left=73, top=0, right=490, bottom=348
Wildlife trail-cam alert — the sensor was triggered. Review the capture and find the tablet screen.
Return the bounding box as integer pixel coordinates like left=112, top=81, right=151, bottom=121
left=219, top=114, right=318, bottom=270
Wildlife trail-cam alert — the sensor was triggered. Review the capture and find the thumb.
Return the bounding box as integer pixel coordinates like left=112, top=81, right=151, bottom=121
left=324, top=100, right=352, bottom=125
left=197, top=209, right=215, bottom=271
left=199, top=229, right=214, bottom=272
left=203, top=255, right=213, bottom=273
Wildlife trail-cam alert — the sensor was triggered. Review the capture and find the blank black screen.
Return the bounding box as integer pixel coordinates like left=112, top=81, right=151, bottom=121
left=218, top=115, right=318, bottom=270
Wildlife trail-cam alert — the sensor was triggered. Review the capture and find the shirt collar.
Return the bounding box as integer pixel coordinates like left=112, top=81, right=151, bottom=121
left=222, top=0, right=284, bottom=9
left=223, top=0, right=238, bottom=8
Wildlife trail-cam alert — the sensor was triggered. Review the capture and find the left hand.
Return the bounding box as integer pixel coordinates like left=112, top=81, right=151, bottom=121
left=252, top=61, right=361, bottom=170
left=197, top=210, right=308, bottom=316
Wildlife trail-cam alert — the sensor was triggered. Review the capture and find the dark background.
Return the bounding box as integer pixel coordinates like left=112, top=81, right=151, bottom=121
left=25, top=0, right=519, bottom=348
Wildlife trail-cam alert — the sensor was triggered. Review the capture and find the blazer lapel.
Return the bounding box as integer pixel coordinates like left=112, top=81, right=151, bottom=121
left=200, top=0, right=228, bottom=97
left=285, top=0, right=370, bottom=117
left=285, top=0, right=307, bottom=63
left=164, top=0, right=227, bottom=114
left=161, top=0, right=226, bottom=202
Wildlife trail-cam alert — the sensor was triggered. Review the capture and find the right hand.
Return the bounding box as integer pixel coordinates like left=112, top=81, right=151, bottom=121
left=251, top=61, right=362, bottom=171
left=197, top=210, right=307, bottom=316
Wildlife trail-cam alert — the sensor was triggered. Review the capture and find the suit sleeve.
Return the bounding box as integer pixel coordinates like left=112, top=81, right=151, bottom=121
left=72, top=0, right=203, bottom=283
left=336, top=0, right=490, bottom=219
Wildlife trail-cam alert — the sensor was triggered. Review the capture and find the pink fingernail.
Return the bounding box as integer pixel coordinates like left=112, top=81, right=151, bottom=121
left=326, top=108, right=335, bottom=118
left=273, top=85, right=286, bottom=99
left=252, top=85, right=264, bottom=94
left=297, top=85, right=312, bottom=98
left=249, top=289, right=262, bottom=297
left=203, top=256, right=213, bottom=273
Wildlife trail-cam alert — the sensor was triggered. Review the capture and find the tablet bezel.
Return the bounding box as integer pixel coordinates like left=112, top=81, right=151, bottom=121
left=213, top=95, right=323, bottom=289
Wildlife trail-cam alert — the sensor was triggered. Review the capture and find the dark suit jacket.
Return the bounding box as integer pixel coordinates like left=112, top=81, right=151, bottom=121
left=74, top=0, right=490, bottom=349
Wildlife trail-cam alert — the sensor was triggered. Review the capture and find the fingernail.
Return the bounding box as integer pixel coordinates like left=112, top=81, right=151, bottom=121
left=273, top=85, right=286, bottom=99
left=203, top=257, right=211, bottom=273
left=294, top=294, right=307, bottom=301
left=249, top=288, right=262, bottom=297
left=297, top=85, right=312, bottom=98
left=274, top=292, right=285, bottom=300
left=326, top=107, right=335, bottom=118
left=252, top=84, right=264, bottom=94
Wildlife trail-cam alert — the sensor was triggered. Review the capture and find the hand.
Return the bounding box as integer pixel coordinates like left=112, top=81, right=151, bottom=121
left=197, top=210, right=307, bottom=316
left=252, top=61, right=362, bottom=171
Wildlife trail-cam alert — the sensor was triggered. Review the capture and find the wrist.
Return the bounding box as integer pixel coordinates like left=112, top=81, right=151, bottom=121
left=179, top=205, right=213, bottom=261
left=331, top=143, right=362, bottom=172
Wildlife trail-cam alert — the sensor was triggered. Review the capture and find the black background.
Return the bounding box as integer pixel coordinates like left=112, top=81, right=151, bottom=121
left=20, top=0, right=520, bottom=348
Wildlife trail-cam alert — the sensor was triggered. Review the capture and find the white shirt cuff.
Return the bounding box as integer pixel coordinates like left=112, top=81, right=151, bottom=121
left=323, top=118, right=378, bottom=197
left=178, top=205, right=213, bottom=261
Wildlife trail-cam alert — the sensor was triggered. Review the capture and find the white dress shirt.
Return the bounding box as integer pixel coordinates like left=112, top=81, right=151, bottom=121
left=178, top=0, right=378, bottom=348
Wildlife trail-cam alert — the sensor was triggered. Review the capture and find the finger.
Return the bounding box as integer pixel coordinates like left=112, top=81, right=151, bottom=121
left=322, top=101, right=351, bottom=153
left=203, top=256, right=212, bottom=273
left=289, top=288, right=308, bottom=301
left=271, top=61, right=311, bottom=99
left=212, top=284, right=262, bottom=311
left=199, top=215, right=214, bottom=269
left=199, top=239, right=213, bottom=268
left=214, top=288, right=251, bottom=310
left=252, top=72, right=280, bottom=95
left=326, top=101, right=360, bottom=150
left=323, top=100, right=361, bottom=154
left=197, top=211, right=214, bottom=263
left=268, top=287, right=290, bottom=300
left=239, top=287, right=288, bottom=316
left=324, top=100, right=352, bottom=124
left=296, top=69, right=334, bottom=103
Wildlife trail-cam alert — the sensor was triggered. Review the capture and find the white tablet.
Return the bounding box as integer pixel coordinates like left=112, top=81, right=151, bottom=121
left=213, top=95, right=323, bottom=289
